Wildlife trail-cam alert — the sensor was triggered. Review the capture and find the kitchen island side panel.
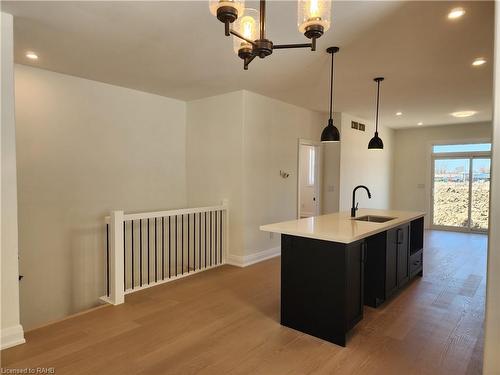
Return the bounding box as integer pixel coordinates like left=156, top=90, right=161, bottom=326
left=280, top=234, right=349, bottom=346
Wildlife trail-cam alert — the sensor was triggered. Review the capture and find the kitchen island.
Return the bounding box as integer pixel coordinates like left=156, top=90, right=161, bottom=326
left=260, top=209, right=425, bottom=347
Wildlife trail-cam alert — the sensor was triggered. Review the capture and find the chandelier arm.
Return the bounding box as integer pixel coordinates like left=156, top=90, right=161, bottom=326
left=244, top=54, right=256, bottom=70
left=224, top=21, right=230, bottom=37
left=229, top=29, right=257, bottom=47
left=260, top=0, right=266, bottom=40
left=273, top=43, right=314, bottom=50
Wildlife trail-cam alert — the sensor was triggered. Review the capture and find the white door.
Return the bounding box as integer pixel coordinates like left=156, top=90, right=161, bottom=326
left=298, top=143, right=321, bottom=218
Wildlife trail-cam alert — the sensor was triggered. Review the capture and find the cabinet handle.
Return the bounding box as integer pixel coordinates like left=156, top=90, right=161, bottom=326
left=361, top=242, right=366, bottom=264
left=397, top=228, right=403, bottom=245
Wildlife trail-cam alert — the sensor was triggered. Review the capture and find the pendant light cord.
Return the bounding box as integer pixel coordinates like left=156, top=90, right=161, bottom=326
left=375, top=80, right=380, bottom=133
left=329, top=51, right=335, bottom=120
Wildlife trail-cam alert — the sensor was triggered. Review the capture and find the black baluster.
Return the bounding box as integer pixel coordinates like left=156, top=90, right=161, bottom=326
left=106, top=224, right=109, bottom=297
left=194, top=213, right=197, bottom=270
left=123, top=221, right=126, bottom=290
left=175, top=215, right=178, bottom=276
left=147, top=218, right=150, bottom=284
left=162, top=217, right=165, bottom=280
left=131, top=220, right=134, bottom=289
left=155, top=217, right=158, bottom=282
left=199, top=213, right=201, bottom=270
left=210, top=211, right=212, bottom=266
left=215, top=211, right=218, bottom=265
left=204, top=212, right=207, bottom=268
left=181, top=214, right=184, bottom=275
left=169, top=216, right=172, bottom=278
left=220, top=210, right=223, bottom=264
left=140, top=219, right=143, bottom=287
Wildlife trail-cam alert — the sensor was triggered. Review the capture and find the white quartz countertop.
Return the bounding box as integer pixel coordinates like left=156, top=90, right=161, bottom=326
left=260, top=209, right=425, bottom=244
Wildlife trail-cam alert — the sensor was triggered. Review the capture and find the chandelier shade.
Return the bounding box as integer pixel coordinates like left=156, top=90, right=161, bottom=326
left=233, top=8, right=259, bottom=55
left=209, top=0, right=245, bottom=21
left=297, top=0, right=332, bottom=39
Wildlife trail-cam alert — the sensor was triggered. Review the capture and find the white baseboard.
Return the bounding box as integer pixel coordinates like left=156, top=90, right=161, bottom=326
left=226, top=246, right=281, bottom=267
left=1, top=324, right=26, bottom=350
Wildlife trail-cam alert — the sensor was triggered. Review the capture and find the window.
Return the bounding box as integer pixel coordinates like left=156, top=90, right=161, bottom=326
left=308, top=147, right=315, bottom=186
left=433, top=143, right=491, bottom=154
left=431, top=142, right=491, bottom=232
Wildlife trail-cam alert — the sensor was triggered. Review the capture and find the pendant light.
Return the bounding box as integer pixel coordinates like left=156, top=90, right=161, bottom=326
left=321, top=46, right=340, bottom=143
left=368, top=77, right=384, bottom=150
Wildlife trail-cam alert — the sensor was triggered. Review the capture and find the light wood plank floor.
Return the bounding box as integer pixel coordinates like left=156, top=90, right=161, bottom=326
left=1, top=230, right=487, bottom=375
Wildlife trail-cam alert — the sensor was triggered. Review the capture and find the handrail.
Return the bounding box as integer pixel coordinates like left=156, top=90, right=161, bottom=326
left=101, top=199, right=229, bottom=305
left=104, top=201, right=228, bottom=223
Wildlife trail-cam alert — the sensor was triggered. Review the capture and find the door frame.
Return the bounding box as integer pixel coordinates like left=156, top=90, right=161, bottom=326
left=297, top=139, right=322, bottom=219
left=430, top=149, right=491, bottom=233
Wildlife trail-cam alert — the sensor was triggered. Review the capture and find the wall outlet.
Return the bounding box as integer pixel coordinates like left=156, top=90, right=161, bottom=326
left=327, top=185, right=335, bottom=192
left=351, top=121, right=359, bottom=129
left=358, top=123, right=366, bottom=131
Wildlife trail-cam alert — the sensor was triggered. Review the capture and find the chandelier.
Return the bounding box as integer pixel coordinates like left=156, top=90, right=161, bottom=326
left=209, top=0, right=332, bottom=70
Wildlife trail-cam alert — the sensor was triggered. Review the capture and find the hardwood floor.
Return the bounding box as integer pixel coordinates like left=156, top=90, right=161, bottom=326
left=1, top=230, right=487, bottom=375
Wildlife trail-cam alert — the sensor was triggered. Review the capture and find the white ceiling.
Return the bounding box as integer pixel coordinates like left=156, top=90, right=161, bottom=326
left=2, top=1, right=494, bottom=128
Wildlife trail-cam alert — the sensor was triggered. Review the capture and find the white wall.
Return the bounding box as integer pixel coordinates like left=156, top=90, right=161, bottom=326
left=339, top=113, right=395, bottom=212
left=242, top=91, right=324, bottom=258
left=392, top=122, right=492, bottom=227
left=1, top=12, right=25, bottom=349
left=186, top=91, right=245, bottom=256
left=321, top=112, right=341, bottom=214
left=483, top=5, right=500, bottom=373
left=14, top=65, right=187, bottom=329
left=186, top=90, right=324, bottom=264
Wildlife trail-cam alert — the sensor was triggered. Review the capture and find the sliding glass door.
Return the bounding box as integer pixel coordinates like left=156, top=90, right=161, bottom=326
left=432, top=158, right=470, bottom=229
left=431, top=143, right=491, bottom=232
left=470, top=158, right=491, bottom=231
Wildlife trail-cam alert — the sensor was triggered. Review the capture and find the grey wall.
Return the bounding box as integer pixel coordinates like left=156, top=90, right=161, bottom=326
left=15, top=65, right=187, bottom=329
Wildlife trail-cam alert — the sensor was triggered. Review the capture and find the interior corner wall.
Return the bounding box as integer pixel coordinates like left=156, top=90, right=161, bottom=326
left=241, top=91, right=324, bottom=257
left=392, top=122, right=492, bottom=228
left=321, top=112, right=341, bottom=214
left=339, top=113, right=395, bottom=212
left=186, top=90, right=325, bottom=262
left=14, top=64, right=187, bottom=329
left=482, top=4, right=500, bottom=372
left=1, top=12, right=25, bottom=349
left=186, top=91, right=245, bottom=256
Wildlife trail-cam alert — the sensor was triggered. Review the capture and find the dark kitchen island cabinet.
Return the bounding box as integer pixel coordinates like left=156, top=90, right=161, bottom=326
left=261, top=209, right=425, bottom=347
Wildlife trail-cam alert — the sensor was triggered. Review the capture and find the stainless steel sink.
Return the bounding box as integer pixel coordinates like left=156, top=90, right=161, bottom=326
left=353, top=215, right=396, bottom=223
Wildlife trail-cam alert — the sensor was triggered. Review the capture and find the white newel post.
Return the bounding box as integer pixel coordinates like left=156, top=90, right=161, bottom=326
left=222, top=199, right=229, bottom=264
left=110, top=210, right=125, bottom=305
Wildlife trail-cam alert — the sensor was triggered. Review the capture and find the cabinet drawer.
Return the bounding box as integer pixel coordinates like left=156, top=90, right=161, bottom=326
left=410, top=250, right=423, bottom=276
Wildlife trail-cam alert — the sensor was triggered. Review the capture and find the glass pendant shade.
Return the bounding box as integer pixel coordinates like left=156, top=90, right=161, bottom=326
left=232, top=8, right=259, bottom=54
left=297, top=0, right=331, bottom=35
left=321, top=118, right=340, bottom=142
left=368, top=132, right=384, bottom=149
left=209, top=0, right=245, bottom=18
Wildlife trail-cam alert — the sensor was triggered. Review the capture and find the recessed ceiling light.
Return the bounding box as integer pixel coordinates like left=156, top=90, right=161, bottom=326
left=451, top=110, right=477, bottom=118
left=417, top=122, right=423, bottom=126
left=472, top=57, right=486, bottom=66
left=448, top=7, right=465, bottom=19
left=26, top=51, right=38, bottom=60
left=396, top=112, right=403, bottom=116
